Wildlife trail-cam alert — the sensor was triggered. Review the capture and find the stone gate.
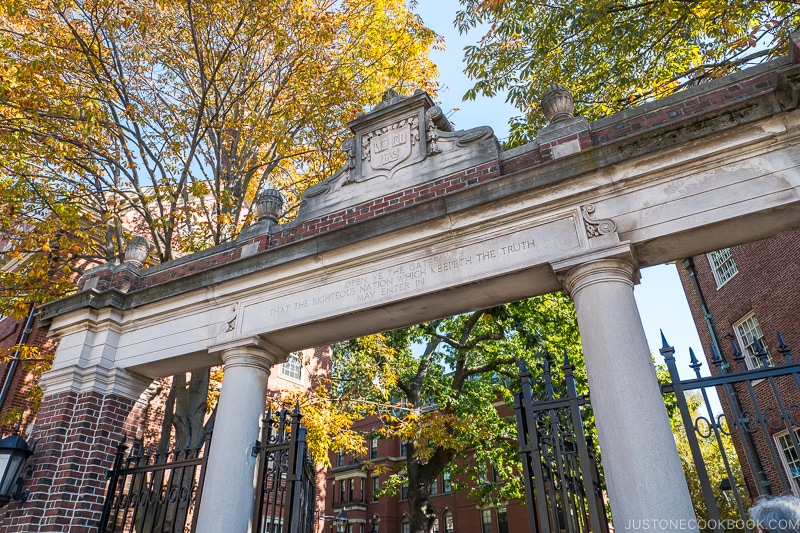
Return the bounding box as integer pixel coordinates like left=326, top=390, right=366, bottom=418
left=6, top=36, right=800, bottom=533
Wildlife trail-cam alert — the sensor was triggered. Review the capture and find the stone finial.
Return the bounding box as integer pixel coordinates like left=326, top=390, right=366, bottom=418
left=369, top=88, right=408, bottom=113
left=123, top=236, right=150, bottom=267
left=254, top=188, right=284, bottom=223
left=541, top=84, right=575, bottom=123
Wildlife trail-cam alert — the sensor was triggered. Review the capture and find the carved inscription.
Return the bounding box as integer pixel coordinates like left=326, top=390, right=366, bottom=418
left=265, top=237, right=537, bottom=314
left=239, top=217, right=580, bottom=335
left=361, top=117, right=420, bottom=176
left=371, top=125, right=411, bottom=169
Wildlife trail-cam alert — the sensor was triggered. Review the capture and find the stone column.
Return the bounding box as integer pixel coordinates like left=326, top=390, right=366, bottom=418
left=195, top=337, right=281, bottom=533
left=553, top=245, right=697, bottom=532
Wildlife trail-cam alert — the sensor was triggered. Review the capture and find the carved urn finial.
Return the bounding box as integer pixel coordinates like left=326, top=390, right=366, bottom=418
left=123, top=236, right=150, bottom=267
left=541, top=84, right=574, bottom=123
left=254, top=188, right=284, bottom=224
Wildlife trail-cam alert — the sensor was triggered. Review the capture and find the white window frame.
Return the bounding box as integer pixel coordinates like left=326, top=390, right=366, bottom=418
left=775, top=428, right=800, bottom=493
left=733, top=312, right=774, bottom=369
left=707, top=248, right=738, bottom=288
left=444, top=514, right=454, bottom=533
left=279, top=352, right=303, bottom=383
left=370, top=436, right=378, bottom=459
left=481, top=509, right=492, bottom=533
left=443, top=472, right=451, bottom=493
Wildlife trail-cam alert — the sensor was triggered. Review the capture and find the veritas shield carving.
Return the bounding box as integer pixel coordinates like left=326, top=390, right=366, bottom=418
left=368, top=124, right=412, bottom=172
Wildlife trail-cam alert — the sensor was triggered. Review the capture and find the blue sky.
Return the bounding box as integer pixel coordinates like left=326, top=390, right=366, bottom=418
left=414, top=1, right=705, bottom=379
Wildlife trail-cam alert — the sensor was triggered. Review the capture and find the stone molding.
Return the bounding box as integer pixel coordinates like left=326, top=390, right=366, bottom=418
left=38, top=363, right=152, bottom=400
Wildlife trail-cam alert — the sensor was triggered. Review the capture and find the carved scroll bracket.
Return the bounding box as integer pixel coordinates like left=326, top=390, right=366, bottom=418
left=581, top=204, right=617, bottom=238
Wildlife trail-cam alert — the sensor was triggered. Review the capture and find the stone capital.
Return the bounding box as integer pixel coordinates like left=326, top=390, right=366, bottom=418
left=209, top=335, right=285, bottom=370
left=551, top=242, right=640, bottom=296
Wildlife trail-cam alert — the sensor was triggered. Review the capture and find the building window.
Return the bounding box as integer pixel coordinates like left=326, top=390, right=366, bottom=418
left=445, top=514, right=454, bottom=533
left=707, top=248, right=738, bottom=287
left=400, top=441, right=408, bottom=457
left=497, top=507, right=509, bottom=533
left=349, top=478, right=354, bottom=502
left=478, top=465, right=488, bottom=485
left=432, top=519, right=439, bottom=533
left=734, top=312, right=774, bottom=368
left=401, top=521, right=410, bottom=533
left=777, top=428, right=800, bottom=491
left=337, top=451, right=345, bottom=466
left=339, top=480, right=346, bottom=503
left=265, top=516, right=283, bottom=533
left=370, top=437, right=379, bottom=459
left=430, top=478, right=438, bottom=495
left=401, top=482, right=409, bottom=500
left=280, top=353, right=303, bottom=382
left=372, top=476, right=380, bottom=501
left=443, top=472, right=451, bottom=493
left=481, top=509, right=492, bottom=533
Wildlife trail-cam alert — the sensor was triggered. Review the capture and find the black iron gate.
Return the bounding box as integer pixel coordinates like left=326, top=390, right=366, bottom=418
left=514, top=354, right=610, bottom=533
left=98, top=429, right=212, bottom=533
left=253, top=406, right=316, bottom=533
left=660, top=331, right=800, bottom=531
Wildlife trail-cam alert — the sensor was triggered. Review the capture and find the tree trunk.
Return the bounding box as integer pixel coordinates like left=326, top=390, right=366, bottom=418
left=407, top=462, right=439, bottom=533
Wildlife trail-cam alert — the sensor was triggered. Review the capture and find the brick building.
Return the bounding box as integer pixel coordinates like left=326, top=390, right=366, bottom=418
left=0, top=234, right=57, bottom=435
left=676, top=230, right=800, bottom=495
left=323, top=413, right=528, bottom=533
left=0, top=309, right=51, bottom=431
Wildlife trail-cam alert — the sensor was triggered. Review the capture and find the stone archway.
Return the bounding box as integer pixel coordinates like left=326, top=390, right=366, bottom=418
left=15, top=40, right=800, bottom=533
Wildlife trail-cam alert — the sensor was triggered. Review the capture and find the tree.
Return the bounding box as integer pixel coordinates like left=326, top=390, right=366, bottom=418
left=0, top=0, right=438, bottom=444
left=301, top=293, right=584, bottom=533
left=455, top=0, right=800, bottom=146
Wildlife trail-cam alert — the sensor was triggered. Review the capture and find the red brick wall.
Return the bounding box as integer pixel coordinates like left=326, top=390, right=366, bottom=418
left=676, top=230, right=800, bottom=497
left=0, top=390, right=139, bottom=533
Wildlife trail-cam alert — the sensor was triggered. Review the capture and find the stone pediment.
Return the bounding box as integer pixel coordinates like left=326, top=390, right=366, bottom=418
left=297, top=89, right=500, bottom=220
